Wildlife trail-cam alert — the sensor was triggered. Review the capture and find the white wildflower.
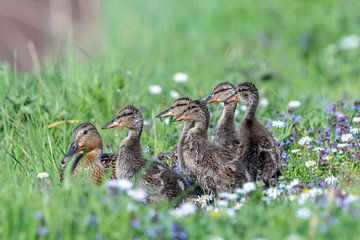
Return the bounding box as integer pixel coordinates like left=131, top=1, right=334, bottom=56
left=216, top=199, right=229, bottom=207
left=350, top=128, right=359, bottom=134
left=37, top=172, right=49, bottom=179
left=305, top=160, right=316, bottom=168
left=339, top=35, right=360, bottom=50
left=337, top=143, right=349, bottom=148
left=288, top=100, right=301, bottom=109
left=126, top=70, right=132, bottom=75
left=288, top=179, right=300, bottom=189
left=260, top=98, right=269, bottom=108
left=243, top=182, right=256, bottom=193
left=296, top=207, right=311, bottom=219
left=266, top=187, right=281, bottom=199
left=353, top=117, right=360, bottom=123
left=341, top=133, right=354, bottom=142
left=291, top=149, right=301, bottom=154
left=107, top=179, right=133, bottom=191
left=298, top=136, right=312, bottom=145
left=169, top=90, right=180, bottom=99
left=324, top=175, right=338, bottom=186
left=172, top=202, right=196, bottom=217
left=173, top=72, right=189, bottom=83
left=271, top=120, right=286, bottom=128
left=148, top=85, right=162, bottom=94
left=313, top=147, right=324, bottom=152
left=127, top=188, right=147, bottom=202
left=343, top=195, right=358, bottom=205
left=240, top=105, right=247, bottom=112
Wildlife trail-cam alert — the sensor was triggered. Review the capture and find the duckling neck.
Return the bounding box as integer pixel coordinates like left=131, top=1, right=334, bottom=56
left=216, top=102, right=237, bottom=131
left=192, top=121, right=209, bottom=138
left=123, top=128, right=142, bottom=150
left=244, top=98, right=258, bottom=120
left=85, top=148, right=103, bottom=166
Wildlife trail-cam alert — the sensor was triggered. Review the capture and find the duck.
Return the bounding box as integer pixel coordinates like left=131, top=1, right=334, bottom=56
left=204, top=81, right=239, bottom=150
left=102, top=105, right=184, bottom=202
left=224, top=82, right=281, bottom=183
left=156, top=97, right=194, bottom=173
left=173, top=100, right=246, bottom=195
left=60, top=122, right=117, bottom=184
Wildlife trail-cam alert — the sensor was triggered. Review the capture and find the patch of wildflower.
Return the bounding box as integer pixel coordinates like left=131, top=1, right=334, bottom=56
left=37, top=172, right=49, bottom=179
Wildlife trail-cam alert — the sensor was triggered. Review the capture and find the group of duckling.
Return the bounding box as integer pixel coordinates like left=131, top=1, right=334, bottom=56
left=60, top=82, right=283, bottom=202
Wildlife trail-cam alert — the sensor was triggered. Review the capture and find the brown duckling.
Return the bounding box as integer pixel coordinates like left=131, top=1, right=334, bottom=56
left=225, top=82, right=281, bottom=182
left=60, top=123, right=117, bottom=184
left=102, top=105, right=184, bottom=201
left=204, top=81, right=239, bottom=150
left=156, top=97, right=194, bottom=172
left=173, top=100, right=246, bottom=195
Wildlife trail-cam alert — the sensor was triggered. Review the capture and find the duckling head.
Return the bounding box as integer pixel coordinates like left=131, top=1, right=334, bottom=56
left=156, top=97, right=193, bottom=118
left=204, top=81, right=236, bottom=104
left=102, top=105, right=143, bottom=130
left=65, top=122, right=103, bottom=158
left=224, top=82, right=259, bottom=105
left=173, top=100, right=209, bottom=124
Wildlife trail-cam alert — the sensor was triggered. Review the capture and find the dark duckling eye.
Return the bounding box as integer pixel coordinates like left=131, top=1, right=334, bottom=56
left=83, top=130, right=88, bottom=135
left=71, top=144, right=76, bottom=150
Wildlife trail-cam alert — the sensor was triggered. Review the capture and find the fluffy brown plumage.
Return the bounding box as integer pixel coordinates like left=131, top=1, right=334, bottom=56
left=205, top=81, right=239, bottom=150
left=60, top=123, right=116, bottom=184
left=225, top=82, right=282, bottom=182
left=102, top=105, right=184, bottom=201
left=174, top=100, right=246, bottom=195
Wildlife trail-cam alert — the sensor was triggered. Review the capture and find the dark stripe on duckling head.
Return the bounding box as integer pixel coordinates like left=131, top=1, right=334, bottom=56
left=212, top=81, right=235, bottom=94
left=71, top=153, right=84, bottom=174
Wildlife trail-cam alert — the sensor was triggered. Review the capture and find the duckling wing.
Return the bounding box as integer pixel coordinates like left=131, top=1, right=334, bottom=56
left=143, top=161, right=184, bottom=199
left=101, top=153, right=118, bottom=179
left=257, top=133, right=281, bottom=180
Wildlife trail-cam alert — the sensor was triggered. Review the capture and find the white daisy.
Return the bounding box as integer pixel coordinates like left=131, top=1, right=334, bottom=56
left=260, top=98, right=269, bottom=108
left=242, top=182, right=256, bottom=193
left=341, top=133, right=354, bottom=142
left=169, top=90, right=180, bottom=99
left=148, top=85, right=162, bottom=94
left=107, top=179, right=133, bottom=191
left=339, top=34, right=360, bottom=50
left=37, top=172, right=49, bottom=179
left=271, top=120, right=286, bottom=128
left=350, top=128, right=359, bottom=134
left=296, top=207, right=311, bottom=219
left=353, top=117, right=360, bottom=123
left=288, top=100, right=301, bottom=109
left=324, top=175, right=338, bottom=186
left=127, top=188, right=147, bottom=202
left=298, top=136, right=312, bottom=145
left=305, top=160, right=316, bottom=168
left=173, top=72, right=189, bottom=83
left=172, top=202, right=196, bottom=217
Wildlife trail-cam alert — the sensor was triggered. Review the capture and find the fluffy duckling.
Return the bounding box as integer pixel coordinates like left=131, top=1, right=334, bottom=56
left=156, top=97, right=194, bottom=172
left=174, top=100, right=246, bottom=195
left=205, top=81, right=239, bottom=150
left=60, top=123, right=117, bottom=184
left=102, top=105, right=184, bottom=201
left=225, top=82, right=281, bottom=182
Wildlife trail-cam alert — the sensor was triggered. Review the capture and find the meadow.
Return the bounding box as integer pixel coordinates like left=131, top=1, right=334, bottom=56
left=1, top=0, right=360, bottom=239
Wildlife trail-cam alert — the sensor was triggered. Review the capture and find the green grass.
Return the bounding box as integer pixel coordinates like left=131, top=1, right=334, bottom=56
left=1, top=0, right=360, bottom=239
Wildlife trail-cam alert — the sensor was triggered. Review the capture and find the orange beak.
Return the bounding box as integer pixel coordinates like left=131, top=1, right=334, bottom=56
left=173, top=114, right=189, bottom=122
left=204, top=94, right=218, bottom=104
left=101, top=119, right=121, bottom=129
left=156, top=109, right=174, bottom=118
left=224, top=94, right=238, bottom=103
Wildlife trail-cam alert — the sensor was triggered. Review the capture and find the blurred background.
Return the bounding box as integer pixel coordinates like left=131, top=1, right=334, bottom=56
left=0, top=0, right=359, bottom=97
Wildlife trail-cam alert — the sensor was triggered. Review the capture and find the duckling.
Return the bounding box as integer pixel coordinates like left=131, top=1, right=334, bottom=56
left=102, top=105, right=184, bottom=201
left=60, top=123, right=117, bottom=184
left=173, top=100, right=246, bottom=195
left=204, top=82, right=239, bottom=150
left=156, top=97, right=194, bottom=173
left=225, top=82, right=281, bottom=182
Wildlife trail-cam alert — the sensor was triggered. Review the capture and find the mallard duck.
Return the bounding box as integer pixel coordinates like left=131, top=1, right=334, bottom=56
left=156, top=97, right=194, bottom=172
left=102, top=105, right=184, bottom=201
left=60, top=122, right=117, bottom=184
left=173, top=100, right=246, bottom=195
left=225, top=82, right=281, bottom=182
left=204, top=81, right=239, bottom=150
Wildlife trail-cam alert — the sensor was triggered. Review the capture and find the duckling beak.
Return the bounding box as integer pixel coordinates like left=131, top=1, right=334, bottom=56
left=101, top=119, right=120, bottom=129
left=156, top=109, right=173, bottom=118
left=224, top=94, right=238, bottom=103
left=173, top=114, right=189, bottom=122
left=204, top=94, right=218, bottom=104
left=64, top=142, right=78, bottom=158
